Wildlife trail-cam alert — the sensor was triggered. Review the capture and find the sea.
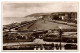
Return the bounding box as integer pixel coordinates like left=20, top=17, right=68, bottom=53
left=3, top=17, right=37, bottom=25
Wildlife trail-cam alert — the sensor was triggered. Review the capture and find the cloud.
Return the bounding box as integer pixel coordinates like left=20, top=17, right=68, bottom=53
left=2, top=2, right=78, bottom=17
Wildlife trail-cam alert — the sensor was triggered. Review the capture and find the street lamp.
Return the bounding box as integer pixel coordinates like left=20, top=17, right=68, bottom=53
left=58, top=26, right=63, bottom=50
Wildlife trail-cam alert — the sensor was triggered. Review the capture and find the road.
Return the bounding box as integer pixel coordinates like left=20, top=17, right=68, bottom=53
left=3, top=38, right=77, bottom=46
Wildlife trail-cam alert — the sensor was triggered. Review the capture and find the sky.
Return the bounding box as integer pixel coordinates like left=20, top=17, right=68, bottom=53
left=2, top=2, right=78, bottom=17
left=2, top=2, right=78, bottom=25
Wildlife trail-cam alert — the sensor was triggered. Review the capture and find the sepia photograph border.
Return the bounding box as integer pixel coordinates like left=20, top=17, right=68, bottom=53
left=1, top=1, right=79, bottom=52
